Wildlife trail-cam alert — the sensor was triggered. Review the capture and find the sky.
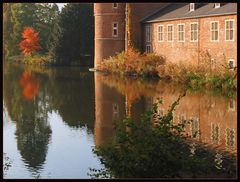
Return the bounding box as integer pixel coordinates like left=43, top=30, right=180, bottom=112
left=56, top=3, right=67, bottom=11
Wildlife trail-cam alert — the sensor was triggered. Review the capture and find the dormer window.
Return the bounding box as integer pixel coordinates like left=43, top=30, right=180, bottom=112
left=190, top=3, right=195, bottom=11
left=215, top=3, right=220, bottom=8
left=113, top=3, right=118, bottom=9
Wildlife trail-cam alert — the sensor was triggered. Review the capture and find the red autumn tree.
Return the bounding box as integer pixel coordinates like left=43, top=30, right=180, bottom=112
left=19, top=27, right=42, bottom=56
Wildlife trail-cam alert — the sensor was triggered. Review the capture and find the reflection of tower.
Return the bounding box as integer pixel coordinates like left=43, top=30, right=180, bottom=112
left=94, top=3, right=125, bottom=68
left=94, top=73, right=125, bottom=146
left=125, top=94, right=131, bottom=117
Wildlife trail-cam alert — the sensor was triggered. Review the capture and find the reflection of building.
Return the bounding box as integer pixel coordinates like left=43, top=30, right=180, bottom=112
left=153, top=93, right=237, bottom=153
left=94, top=73, right=149, bottom=145
left=94, top=73, right=126, bottom=146
left=94, top=74, right=236, bottom=153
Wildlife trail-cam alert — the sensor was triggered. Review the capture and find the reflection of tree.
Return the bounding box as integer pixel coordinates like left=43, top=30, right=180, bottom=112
left=50, top=68, right=95, bottom=131
left=15, top=117, right=51, bottom=171
left=3, top=64, right=52, bottom=172
left=20, top=71, right=40, bottom=101
left=97, top=74, right=185, bottom=107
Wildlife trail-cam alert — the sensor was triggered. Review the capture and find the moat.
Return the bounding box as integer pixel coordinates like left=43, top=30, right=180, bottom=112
left=3, top=63, right=237, bottom=179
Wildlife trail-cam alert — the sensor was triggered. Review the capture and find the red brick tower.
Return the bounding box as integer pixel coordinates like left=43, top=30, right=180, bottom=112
left=94, top=3, right=126, bottom=68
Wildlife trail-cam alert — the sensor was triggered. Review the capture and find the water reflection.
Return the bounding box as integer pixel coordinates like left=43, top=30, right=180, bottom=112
left=3, top=64, right=95, bottom=177
left=3, top=65, right=51, bottom=173
left=92, top=74, right=237, bottom=178
left=20, top=71, right=40, bottom=101
left=3, top=63, right=237, bottom=178
left=95, top=74, right=237, bottom=154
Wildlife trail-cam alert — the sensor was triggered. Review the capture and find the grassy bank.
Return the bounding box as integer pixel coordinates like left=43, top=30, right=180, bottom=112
left=163, top=62, right=237, bottom=92
left=7, top=54, right=53, bottom=66
left=96, top=48, right=237, bottom=91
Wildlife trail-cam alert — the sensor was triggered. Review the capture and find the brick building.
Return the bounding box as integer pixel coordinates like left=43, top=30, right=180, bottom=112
left=94, top=3, right=237, bottom=68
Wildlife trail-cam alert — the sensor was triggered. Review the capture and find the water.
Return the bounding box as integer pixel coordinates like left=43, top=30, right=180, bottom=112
left=3, top=63, right=237, bottom=179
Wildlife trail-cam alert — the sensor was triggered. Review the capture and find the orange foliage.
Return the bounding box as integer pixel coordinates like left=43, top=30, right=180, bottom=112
left=20, top=71, right=40, bottom=101
left=19, top=27, right=42, bottom=56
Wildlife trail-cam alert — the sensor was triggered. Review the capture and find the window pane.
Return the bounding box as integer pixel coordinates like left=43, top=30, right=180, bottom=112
left=230, top=21, right=233, bottom=28
left=212, top=31, right=214, bottom=40
left=230, top=30, right=233, bottom=40
left=215, top=31, right=218, bottom=40
left=226, top=22, right=229, bottom=29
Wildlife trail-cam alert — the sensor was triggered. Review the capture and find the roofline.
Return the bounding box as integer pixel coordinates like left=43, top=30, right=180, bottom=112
left=142, top=12, right=237, bottom=24
left=139, top=4, right=171, bottom=23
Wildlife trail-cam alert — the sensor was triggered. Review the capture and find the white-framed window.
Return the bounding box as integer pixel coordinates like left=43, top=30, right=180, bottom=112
left=225, top=20, right=234, bottom=41
left=178, top=24, right=185, bottom=42
left=211, top=123, right=220, bottom=145
left=210, top=21, right=219, bottom=41
left=228, top=59, right=235, bottom=70
left=167, top=24, right=174, bottom=42
left=146, top=25, right=151, bottom=42
left=112, top=22, right=118, bottom=37
left=225, top=128, right=234, bottom=148
left=190, top=3, right=195, bottom=11
left=190, top=22, right=198, bottom=42
left=158, top=25, right=164, bottom=42
left=215, top=3, right=220, bottom=8
left=113, top=3, right=118, bottom=9
left=146, top=44, right=152, bottom=53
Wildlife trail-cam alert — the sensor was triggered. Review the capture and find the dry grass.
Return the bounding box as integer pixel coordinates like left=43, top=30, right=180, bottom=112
left=97, top=47, right=165, bottom=77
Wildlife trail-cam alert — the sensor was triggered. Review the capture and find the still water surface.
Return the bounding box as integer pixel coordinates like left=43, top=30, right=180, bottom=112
left=3, top=63, right=237, bottom=179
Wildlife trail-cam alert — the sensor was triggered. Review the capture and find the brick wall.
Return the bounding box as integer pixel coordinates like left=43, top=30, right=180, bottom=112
left=94, top=3, right=125, bottom=67
left=130, top=3, right=170, bottom=51
left=144, top=14, right=237, bottom=66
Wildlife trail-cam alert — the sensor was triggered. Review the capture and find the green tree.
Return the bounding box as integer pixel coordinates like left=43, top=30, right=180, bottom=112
left=11, top=3, right=38, bottom=56
left=35, top=3, right=59, bottom=53
left=49, top=3, right=94, bottom=66
left=3, top=3, right=59, bottom=57
left=3, top=3, right=14, bottom=57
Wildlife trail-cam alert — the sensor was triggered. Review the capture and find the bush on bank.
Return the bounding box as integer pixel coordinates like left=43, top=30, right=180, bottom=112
left=163, top=62, right=237, bottom=91
left=97, top=48, right=237, bottom=91
left=97, top=47, right=165, bottom=78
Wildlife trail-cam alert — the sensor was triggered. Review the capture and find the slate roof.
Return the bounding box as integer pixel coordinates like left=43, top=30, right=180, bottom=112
left=142, top=3, right=237, bottom=23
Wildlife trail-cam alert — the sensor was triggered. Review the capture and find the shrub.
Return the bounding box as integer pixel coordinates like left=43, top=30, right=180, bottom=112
left=23, top=53, right=52, bottom=65
left=97, top=47, right=165, bottom=78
